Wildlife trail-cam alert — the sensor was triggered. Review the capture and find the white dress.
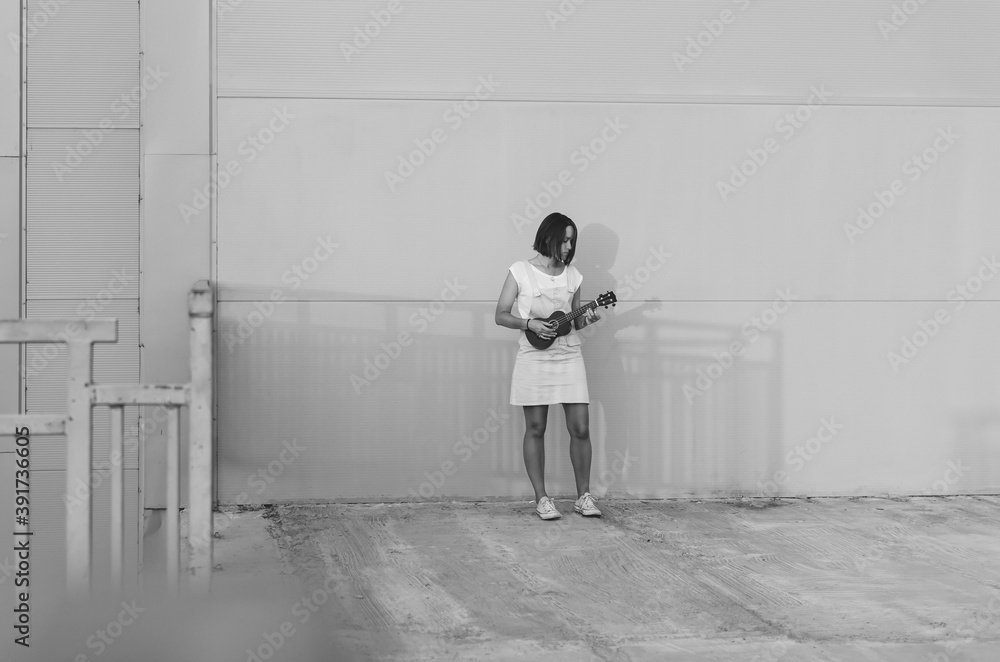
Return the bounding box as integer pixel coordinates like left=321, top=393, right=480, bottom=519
left=508, top=260, right=590, bottom=406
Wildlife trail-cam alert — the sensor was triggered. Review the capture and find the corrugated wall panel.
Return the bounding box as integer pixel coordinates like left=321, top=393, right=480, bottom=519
left=215, top=99, right=1000, bottom=303
left=217, top=300, right=1000, bottom=500
left=214, top=3, right=1000, bottom=500
left=218, top=0, right=1000, bottom=104
left=25, top=129, right=139, bottom=299
left=20, top=0, right=142, bottom=585
left=26, top=0, right=140, bottom=127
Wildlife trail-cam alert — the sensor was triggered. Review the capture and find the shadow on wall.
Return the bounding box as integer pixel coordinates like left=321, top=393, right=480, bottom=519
left=215, top=223, right=784, bottom=501
left=574, top=223, right=784, bottom=497
left=953, top=409, right=1000, bottom=493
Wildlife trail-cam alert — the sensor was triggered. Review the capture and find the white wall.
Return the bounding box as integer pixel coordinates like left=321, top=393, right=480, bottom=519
left=211, top=1, right=1000, bottom=501
left=140, top=0, right=211, bottom=508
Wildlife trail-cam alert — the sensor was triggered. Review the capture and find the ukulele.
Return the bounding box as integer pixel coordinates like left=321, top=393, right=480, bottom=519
left=525, top=291, right=617, bottom=349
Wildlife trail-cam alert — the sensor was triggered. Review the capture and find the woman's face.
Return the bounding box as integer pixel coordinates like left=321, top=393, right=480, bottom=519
left=558, top=226, right=575, bottom=262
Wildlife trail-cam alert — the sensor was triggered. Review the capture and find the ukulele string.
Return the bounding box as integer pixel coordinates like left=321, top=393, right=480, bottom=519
left=551, top=301, right=596, bottom=327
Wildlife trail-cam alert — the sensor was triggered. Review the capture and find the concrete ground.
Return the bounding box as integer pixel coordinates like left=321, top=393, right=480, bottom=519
left=202, top=496, right=1000, bottom=661
left=19, top=496, right=998, bottom=661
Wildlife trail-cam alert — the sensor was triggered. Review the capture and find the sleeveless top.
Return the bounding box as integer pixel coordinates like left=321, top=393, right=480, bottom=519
left=508, top=260, right=583, bottom=348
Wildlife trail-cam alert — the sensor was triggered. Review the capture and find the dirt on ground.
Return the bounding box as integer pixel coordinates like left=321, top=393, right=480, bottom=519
left=248, top=496, right=1000, bottom=661
left=14, top=496, right=1000, bottom=661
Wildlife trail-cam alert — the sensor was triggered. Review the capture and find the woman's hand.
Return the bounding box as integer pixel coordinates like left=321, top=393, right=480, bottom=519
left=583, top=308, right=601, bottom=326
left=527, top=319, right=557, bottom=339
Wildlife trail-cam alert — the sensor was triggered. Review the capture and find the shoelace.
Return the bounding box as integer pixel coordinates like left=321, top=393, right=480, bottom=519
left=537, top=499, right=557, bottom=514
left=580, top=494, right=597, bottom=510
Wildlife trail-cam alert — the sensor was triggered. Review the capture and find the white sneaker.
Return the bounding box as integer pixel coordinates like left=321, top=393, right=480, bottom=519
left=574, top=492, right=601, bottom=517
left=535, top=496, right=562, bottom=520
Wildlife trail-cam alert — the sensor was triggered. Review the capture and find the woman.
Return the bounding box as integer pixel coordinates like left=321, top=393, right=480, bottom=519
left=494, top=212, right=602, bottom=520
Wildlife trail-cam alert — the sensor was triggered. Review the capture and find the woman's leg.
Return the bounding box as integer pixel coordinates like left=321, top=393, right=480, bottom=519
left=522, top=405, right=549, bottom=502
left=563, top=403, right=592, bottom=497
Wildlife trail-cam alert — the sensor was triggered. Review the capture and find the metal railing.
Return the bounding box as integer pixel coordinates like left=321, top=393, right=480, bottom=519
left=0, top=280, right=214, bottom=595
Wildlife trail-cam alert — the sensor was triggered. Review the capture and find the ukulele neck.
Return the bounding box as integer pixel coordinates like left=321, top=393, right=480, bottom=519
left=553, top=302, right=595, bottom=326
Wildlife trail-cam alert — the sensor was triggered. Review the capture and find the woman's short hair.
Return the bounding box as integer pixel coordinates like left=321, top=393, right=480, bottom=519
left=533, top=212, right=578, bottom=264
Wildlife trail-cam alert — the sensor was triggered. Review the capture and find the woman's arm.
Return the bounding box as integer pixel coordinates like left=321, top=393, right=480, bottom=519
left=495, top=271, right=530, bottom=330
left=572, top=288, right=585, bottom=330
left=496, top=271, right=557, bottom=337
left=573, top=287, right=600, bottom=330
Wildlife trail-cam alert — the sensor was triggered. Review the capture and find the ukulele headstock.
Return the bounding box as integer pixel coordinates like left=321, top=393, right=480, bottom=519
left=596, top=291, right=617, bottom=308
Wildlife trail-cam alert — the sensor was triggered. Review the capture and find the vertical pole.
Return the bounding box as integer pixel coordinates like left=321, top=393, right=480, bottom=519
left=188, top=282, right=213, bottom=591
left=65, top=340, right=94, bottom=595
left=166, top=406, right=179, bottom=593
left=137, top=405, right=145, bottom=592
left=109, top=405, right=124, bottom=589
